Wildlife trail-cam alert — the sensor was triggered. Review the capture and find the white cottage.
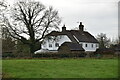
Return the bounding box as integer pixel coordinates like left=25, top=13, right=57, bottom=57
left=37, top=22, right=99, bottom=53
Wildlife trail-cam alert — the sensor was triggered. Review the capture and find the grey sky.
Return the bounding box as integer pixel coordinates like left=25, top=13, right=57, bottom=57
left=7, top=0, right=119, bottom=39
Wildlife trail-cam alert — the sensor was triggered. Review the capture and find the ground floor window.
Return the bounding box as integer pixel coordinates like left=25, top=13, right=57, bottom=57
left=96, top=44, right=98, bottom=47
left=55, top=43, right=59, bottom=47
left=91, top=44, right=93, bottom=48
left=49, top=44, right=52, bottom=47
left=85, top=44, right=87, bottom=47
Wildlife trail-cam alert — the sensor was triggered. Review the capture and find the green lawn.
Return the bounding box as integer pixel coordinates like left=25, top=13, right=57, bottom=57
left=2, top=58, right=118, bottom=78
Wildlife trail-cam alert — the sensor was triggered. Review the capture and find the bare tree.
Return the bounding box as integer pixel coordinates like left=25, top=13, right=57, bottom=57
left=3, top=1, right=61, bottom=55
left=96, top=33, right=111, bottom=48
left=0, top=0, right=7, bottom=8
left=0, top=0, right=8, bottom=38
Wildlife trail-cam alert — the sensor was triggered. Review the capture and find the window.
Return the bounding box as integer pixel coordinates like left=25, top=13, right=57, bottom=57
left=55, top=43, right=59, bottom=47
left=96, top=44, right=98, bottom=47
left=85, top=44, right=87, bottom=47
left=49, top=44, right=52, bottom=47
left=91, top=44, right=93, bottom=48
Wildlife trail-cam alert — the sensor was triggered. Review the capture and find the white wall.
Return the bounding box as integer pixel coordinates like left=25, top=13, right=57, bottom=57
left=41, top=35, right=99, bottom=52
left=41, top=35, right=71, bottom=50
left=73, top=34, right=99, bottom=52
left=79, top=42, right=99, bottom=52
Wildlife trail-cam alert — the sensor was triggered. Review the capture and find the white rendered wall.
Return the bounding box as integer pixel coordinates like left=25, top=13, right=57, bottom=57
left=73, top=34, right=99, bottom=52
left=41, top=35, right=71, bottom=50
left=41, top=35, right=99, bottom=52
left=79, top=42, right=99, bottom=52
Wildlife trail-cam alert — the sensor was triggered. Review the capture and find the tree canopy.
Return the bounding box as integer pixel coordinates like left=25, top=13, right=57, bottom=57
left=96, top=33, right=110, bottom=48
left=1, top=0, right=61, bottom=54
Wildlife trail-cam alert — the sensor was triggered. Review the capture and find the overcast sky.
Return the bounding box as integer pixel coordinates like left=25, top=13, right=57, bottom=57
left=6, top=0, right=119, bottom=39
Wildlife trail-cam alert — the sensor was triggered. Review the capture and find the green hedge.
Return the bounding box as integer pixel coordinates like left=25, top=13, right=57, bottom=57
left=33, top=52, right=87, bottom=58
left=2, top=52, right=15, bottom=58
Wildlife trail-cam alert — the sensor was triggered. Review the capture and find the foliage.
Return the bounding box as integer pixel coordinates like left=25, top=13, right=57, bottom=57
left=2, top=52, right=15, bottom=58
left=2, top=59, right=118, bottom=78
left=93, top=48, right=115, bottom=58
left=96, top=33, right=110, bottom=48
left=2, top=27, right=16, bottom=54
left=95, top=48, right=114, bottom=55
left=15, top=40, right=41, bottom=57
left=2, top=38, right=16, bottom=52
left=15, top=40, right=30, bottom=57
left=33, top=52, right=87, bottom=58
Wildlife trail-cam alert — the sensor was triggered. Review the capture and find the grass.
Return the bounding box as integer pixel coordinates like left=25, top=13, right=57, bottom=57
left=2, top=58, right=118, bottom=78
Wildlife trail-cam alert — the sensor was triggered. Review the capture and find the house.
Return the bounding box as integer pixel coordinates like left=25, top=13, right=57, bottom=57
left=37, top=22, right=99, bottom=54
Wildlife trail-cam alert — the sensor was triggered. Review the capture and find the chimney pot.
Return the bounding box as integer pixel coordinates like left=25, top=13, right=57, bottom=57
left=80, top=22, right=82, bottom=25
left=62, top=24, right=66, bottom=32
left=79, top=22, right=84, bottom=31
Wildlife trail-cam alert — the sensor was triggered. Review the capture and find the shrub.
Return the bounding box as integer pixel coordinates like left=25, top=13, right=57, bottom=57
left=2, top=52, right=15, bottom=58
left=33, top=52, right=87, bottom=58
left=94, top=48, right=115, bottom=58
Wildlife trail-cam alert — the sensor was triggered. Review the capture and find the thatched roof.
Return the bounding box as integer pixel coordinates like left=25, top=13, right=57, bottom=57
left=45, top=30, right=98, bottom=43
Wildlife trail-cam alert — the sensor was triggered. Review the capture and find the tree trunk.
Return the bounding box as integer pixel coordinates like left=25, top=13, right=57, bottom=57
left=29, top=44, right=35, bottom=57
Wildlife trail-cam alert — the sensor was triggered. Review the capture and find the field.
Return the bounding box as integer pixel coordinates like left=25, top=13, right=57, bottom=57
left=2, top=58, right=118, bottom=78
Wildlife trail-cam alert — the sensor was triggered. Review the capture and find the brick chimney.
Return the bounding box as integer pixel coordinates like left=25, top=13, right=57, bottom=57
left=79, top=22, right=84, bottom=31
left=62, top=24, right=66, bottom=32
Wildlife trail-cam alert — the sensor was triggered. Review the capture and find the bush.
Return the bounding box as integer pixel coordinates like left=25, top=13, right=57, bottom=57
left=78, top=52, right=87, bottom=57
left=95, top=48, right=114, bottom=54
left=33, top=52, right=87, bottom=58
left=2, top=52, right=15, bottom=58
left=94, top=48, right=115, bottom=58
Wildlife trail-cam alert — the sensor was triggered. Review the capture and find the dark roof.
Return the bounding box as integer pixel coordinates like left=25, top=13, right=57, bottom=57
left=60, top=42, right=85, bottom=51
left=45, top=30, right=98, bottom=43
left=45, top=31, right=78, bottom=43
left=45, top=31, right=65, bottom=36
left=70, top=30, right=98, bottom=43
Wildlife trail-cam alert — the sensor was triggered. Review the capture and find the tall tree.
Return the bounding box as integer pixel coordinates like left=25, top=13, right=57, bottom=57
left=3, top=1, right=61, bottom=55
left=96, top=33, right=110, bottom=48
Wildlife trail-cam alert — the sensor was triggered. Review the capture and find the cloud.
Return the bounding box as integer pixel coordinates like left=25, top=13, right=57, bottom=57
left=55, top=0, right=118, bottom=38
left=6, top=0, right=119, bottom=39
